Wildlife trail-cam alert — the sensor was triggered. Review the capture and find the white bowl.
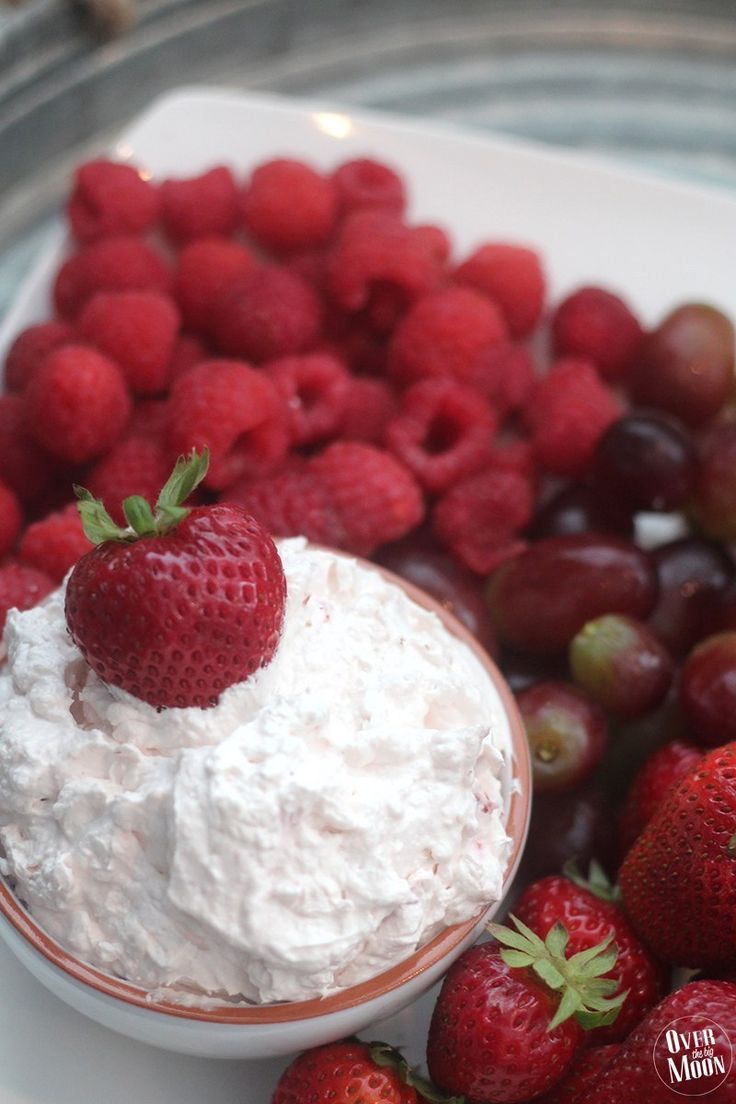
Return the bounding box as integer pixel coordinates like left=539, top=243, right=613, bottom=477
left=0, top=565, right=530, bottom=1058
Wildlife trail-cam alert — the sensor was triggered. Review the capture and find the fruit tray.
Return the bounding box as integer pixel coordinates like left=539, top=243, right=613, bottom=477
left=0, top=87, right=735, bottom=1103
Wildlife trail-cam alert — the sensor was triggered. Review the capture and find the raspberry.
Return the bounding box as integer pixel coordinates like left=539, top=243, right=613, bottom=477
left=26, top=344, right=132, bottom=463
left=167, top=359, right=288, bottom=490
left=67, top=159, right=159, bottom=243
left=433, top=468, right=534, bottom=575
left=26, top=481, right=80, bottom=523
left=454, top=243, right=545, bottom=337
left=487, top=438, right=537, bottom=481
left=19, top=504, right=91, bottom=583
left=4, top=321, right=75, bottom=392
left=310, top=440, right=424, bottom=555
left=267, top=353, right=350, bottom=445
left=361, top=283, right=411, bottom=337
left=242, top=159, right=337, bottom=253
left=160, top=166, right=239, bottom=244
left=126, top=398, right=170, bottom=442
left=332, top=158, right=406, bottom=215
left=523, top=358, right=622, bottom=477
left=168, top=333, right=206, bottom=384
left=79, top=291, right=180, bottom=396
left=411, top=224, right=451, bottom=265
left=0, top=481, right=22, bottom=558
left=552, top=286, right=644, bottom=380
left=87, top=436, right=173, bottom=525
left=469, top=341, right=536, bottom=415
left=212, top=266, right=321, bottom=363
left=174, top=237, right=255, bottom=334
left=385, top=378, right=497, bottom=494
left=285, top=249, right=330, bottom=296
left=0, top=395, right=56, bottom=502
left=341, top=376, right=397, bottom=443
left=334, top=324, right=388, bottom=376
left=54, top=237, right=171, bottom=320
left=223, top=463, right=347, bottom=548
left=0, top=561, right=55, bottom=634
left=388, top=286, right=508, bottom=388
left=328, top=210, right=442, bottom=313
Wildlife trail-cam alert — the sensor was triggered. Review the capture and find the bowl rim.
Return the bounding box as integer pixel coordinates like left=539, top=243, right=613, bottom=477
left=0, top=556, right=531, bottom=1024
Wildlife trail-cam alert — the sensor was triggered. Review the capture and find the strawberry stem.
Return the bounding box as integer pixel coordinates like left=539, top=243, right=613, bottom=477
left=562, top=858, right=622, bottom=903
left=488, top=914, right=627, bottom=1032
left=122, top=495, right=156, bottom=537
left=367, top=1042, right=464, bottom=1103
left=75, top=448, right=210, bottom=545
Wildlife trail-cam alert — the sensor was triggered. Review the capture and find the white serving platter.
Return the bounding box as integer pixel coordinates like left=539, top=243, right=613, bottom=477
left=0, top=86, right=735, bottom=1103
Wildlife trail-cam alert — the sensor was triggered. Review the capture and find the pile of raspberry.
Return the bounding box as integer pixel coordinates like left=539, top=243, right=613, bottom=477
left=0, top=153, right=643, bottom=630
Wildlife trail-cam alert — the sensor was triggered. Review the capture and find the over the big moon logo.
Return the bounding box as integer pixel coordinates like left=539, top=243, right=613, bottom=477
left=653, top=1016, right=733, bottom=1096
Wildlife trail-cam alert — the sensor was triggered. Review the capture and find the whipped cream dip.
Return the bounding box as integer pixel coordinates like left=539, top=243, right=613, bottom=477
left=0, top=539, right=513, bottom=1005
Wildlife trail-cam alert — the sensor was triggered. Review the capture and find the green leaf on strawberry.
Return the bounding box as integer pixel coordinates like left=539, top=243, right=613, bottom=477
left=72, top=486, right=131, bottom=544
left=562, top=858, right=622, bottom=903
left=121, top=495, right=157, bottom=537
left=488, top=914, right=628, bottom=1031
left=156, top=447, right=210, bottom=515
left=74, top=447, right=210, bottom=544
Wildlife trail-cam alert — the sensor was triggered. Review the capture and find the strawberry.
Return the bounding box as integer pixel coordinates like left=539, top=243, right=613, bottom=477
left=426, top=916, right=626, bottom=1103
left=515, top=861, right=668, bottom=1044
left=533, top=1044, right=620, bottom=1102
left=619, top=739, right=704, bottom=854
left=272, top=1039, right=456, bottom=1104
left=584, top=980, right=736, bottom=1102
left=65, top=448, right=286, bottom=710
left=619, top=742, right=736, bottom=970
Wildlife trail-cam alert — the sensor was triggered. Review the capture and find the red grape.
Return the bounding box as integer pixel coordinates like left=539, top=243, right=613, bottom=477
left=679, top=631, right=736, bottom=746
left=570, top=614, right=673, bottom=718
left=700, top=578, right=736, bottom=639
left=376, top=537, right=498, bottom=655
left=487, top=534, right=658, bottom=654
left=691, top=423, right=736, bottom=542
left=517, top=680, right=608, bottom=792
left=631, top=303, right=734, bottom=426
left=517, top=781, right=618, bottom=885
left=527, top=483, right=633, bottom=540
left=500, top=649, right=570, bottom=693
left=648, top=536, right=734, bottom=656
left=593, top=411, right=696, bottom=512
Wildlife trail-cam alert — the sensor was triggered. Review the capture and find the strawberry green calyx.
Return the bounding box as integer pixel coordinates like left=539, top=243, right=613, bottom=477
left=562, top=858, right=622, bottom=904
left=74, top=447, right=210, bottom=545
left=488, top=915, right=627, bottom=1032
left=368, top=1042, right=464, bottom=1103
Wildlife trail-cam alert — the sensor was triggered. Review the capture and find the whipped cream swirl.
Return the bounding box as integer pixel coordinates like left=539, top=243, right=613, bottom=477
left=0, top=539, right=513, bottom=1004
